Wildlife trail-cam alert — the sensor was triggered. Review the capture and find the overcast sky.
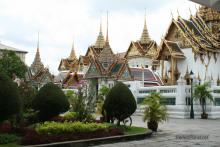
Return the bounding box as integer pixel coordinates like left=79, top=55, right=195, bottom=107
left=0, top=0, right=199, bottom=75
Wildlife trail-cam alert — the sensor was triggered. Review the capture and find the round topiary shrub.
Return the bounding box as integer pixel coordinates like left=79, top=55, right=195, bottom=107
left=0, top=72, right=21, bottom=122
left=33, top=83, right=70, bottom=121
left=103, top=82, right=137, bottom=125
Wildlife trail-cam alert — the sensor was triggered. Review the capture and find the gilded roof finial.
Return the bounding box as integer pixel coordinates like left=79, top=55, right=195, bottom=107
left=95, top=14, right=105, bottom=48
left=37, top=31, right=39, bottom=51
left=105, top=11, right=110, bottom=47
left=195, top=4, right=198, bottom=11
left=69, top=39, right=77, bottom=60
left=177, top=9, right=180, bottom=16
left=140, top=9, right=151, bottom=44
left=171, top=10, right=174, bottom=19
left=30, top=32, right=44, bottom=74
left=189, top=7, right=192, bottom=16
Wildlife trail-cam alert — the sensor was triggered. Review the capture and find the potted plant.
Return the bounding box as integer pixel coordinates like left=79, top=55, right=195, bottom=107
left=194, top=83, right=213, bottom=119
left=142, top=92, right=168, bottom=131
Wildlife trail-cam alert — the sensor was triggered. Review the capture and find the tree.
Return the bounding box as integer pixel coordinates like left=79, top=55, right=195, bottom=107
left=0, top=72, right=21, bottom=122
left=0, top=50, right=27, bottom=78
left=96, top=86, right=110, bottom=115
left=66, top=89, right=92, bottom=122
left=142, top=92, right=168, bottom=131
left=33, top=83, right=70, bottom=121
left=194, top=83, right=213, bottom=119
left=103, top=82, right=136, bottom=126
left=18, top=82, right=37, bottom=112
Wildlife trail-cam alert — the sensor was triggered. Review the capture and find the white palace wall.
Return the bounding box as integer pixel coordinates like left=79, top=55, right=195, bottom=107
left=164, top=48, right=220, bottom=82
left=124, top=79, right=220, bottom=119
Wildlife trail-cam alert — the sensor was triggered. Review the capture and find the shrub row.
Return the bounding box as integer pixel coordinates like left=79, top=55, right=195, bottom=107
left=35, top=121, right=108, bottom=135
left=0, top=133, right=20, bottom=144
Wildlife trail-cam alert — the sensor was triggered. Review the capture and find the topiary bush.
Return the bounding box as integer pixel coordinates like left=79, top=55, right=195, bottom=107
left=103, top=82, right=137, bottom=126
left=0, top=72, right=21, bottom=122
left=33, top=83, right=70, bottom=121
left=19, top=82, right=37, bottom=112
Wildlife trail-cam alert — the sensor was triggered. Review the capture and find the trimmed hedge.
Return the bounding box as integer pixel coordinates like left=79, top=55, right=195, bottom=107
left=0, top=72, right=21, bottom=122
left=104, top=82, right=137, bottom=125
left=33, top=83, right=70, bottom=121
left=0, top=134, right=20, bottom=144
left=35, top=121, right=108, bottom=135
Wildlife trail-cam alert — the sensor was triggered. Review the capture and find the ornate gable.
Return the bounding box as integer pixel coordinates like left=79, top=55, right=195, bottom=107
left=126, top=43, right=142, bottom=58
left=119, top=66, right=132, bottom=80
left=85, top=61, right=101, bottom=78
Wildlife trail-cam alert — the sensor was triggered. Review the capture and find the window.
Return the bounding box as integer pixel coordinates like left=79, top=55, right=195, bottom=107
left=215, top=98, right=220, bottom=106
left=160, top=98, right=176, bottom=105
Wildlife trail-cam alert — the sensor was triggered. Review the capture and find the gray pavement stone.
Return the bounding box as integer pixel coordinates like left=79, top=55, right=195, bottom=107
left=92, top=115, right=220, bottom=147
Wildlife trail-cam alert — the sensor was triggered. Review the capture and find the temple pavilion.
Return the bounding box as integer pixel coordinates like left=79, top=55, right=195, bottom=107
left=26, top=34, right=53, bottom=89
left=157, top=6, right=220, bottom=85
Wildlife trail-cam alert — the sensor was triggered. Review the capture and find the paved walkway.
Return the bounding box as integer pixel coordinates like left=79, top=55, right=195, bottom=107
left=93, top=115, right=220, bottom=147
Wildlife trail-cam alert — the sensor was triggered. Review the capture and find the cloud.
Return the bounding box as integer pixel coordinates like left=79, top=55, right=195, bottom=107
left=0, top=0, right=199, bottom=75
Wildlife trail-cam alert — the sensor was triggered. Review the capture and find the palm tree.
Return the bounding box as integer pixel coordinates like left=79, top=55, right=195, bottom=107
left=142, top=92, right=168, bottom=131
left=194, top=83, right=213, bottom=119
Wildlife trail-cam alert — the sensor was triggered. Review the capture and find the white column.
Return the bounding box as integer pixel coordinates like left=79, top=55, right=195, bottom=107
left=176, top=78, right=187, bottom=105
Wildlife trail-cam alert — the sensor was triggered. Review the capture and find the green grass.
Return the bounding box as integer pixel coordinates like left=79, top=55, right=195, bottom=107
left=0, top=143, right=20, bottom=147
left=123, top=126, right=149, bottom=135
left=107, top=124, right=149, bottom=135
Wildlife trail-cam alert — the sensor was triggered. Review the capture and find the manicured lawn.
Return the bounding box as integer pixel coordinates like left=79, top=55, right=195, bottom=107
left=116, top=126, right=149, bottom=135
left=123, top=126, right=149, bottom=135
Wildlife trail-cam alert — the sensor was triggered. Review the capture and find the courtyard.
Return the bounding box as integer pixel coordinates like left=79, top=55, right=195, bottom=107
left=96, top=115, right=220, bottom=147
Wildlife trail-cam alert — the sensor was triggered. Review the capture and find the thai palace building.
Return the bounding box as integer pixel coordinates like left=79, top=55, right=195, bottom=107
left=26, top=34, right=53, bottom=89
left=57, top=6, right=220, bottom=118
left=134, top=6, right=220, bottom=118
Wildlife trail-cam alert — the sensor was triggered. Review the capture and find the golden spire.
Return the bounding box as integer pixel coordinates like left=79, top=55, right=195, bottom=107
left=31, top=32, right=44, bottom=73
left=95, top=16, right=105, bottom=48
left=69, top=40, right=77, bottom=60
left=140, top=10, right=151, bottom=44
left=105, top=11, right=110, bottom=47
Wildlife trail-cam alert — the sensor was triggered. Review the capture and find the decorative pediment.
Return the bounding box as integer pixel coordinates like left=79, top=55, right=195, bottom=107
left=86, top=62, right=101, bottom=78
left=127, top=45, right=142, bottom=57
left=120, top=67, right=131, bottom=80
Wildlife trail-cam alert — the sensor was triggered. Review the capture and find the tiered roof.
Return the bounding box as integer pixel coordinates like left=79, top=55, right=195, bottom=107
left=125, top=15, right=158, bottom=59
left=58, top=41, right=78, bottom=71
left=157, top=11, right=220, bottom=60
left=30, top=34, right=44, bottom=74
